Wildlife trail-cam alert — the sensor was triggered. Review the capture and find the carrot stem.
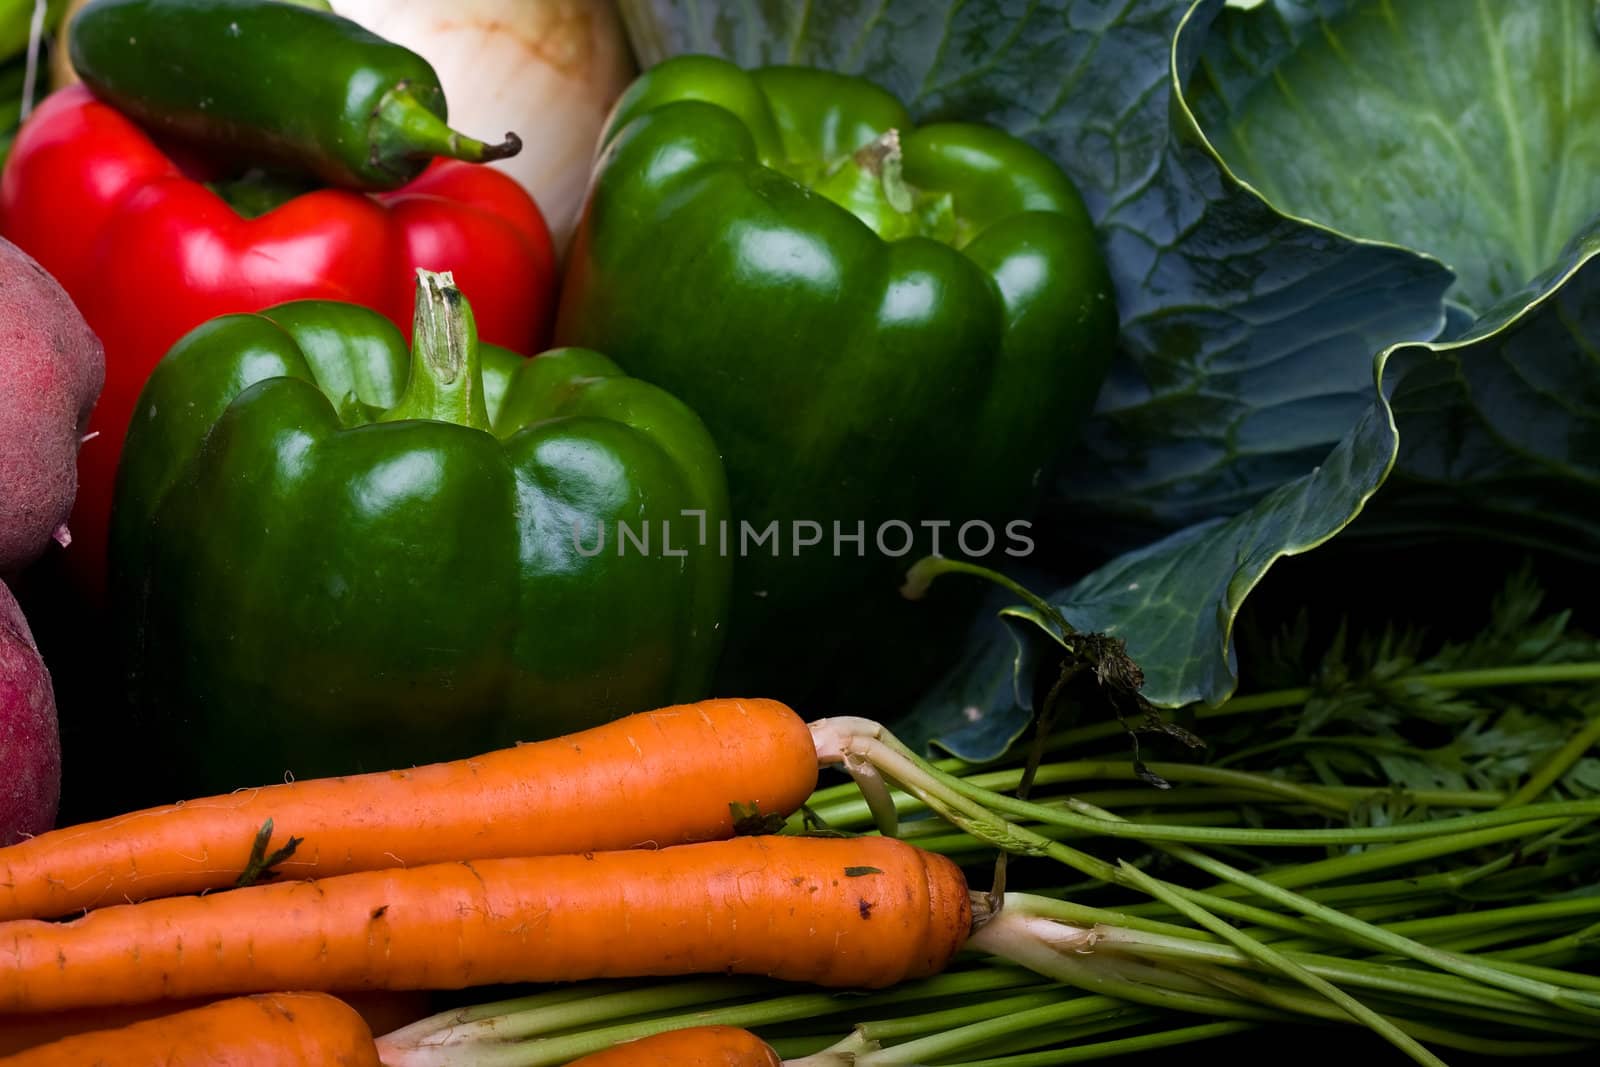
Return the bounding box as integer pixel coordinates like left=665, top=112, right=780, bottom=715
left=1107, top=864, right=1450, bottom=1067
left=376, top=967, right=1050, bottom=1067
left=1014, top=661, right=1600, bottom=761
left=940, top=1020, right=1258, bottom=1067
left=782, top=1053, right=856, bottom=1067
left=962, top=906, right=1592, bottom=1055
left=377, top=978, right=757, bottom=1050
left=1501, top=710, right=1600, bottom=807
left=813, top=718, right=1600, bottom=1024
left=814, top=718, right=1595, bottom=848
left=853, top=990, right=1073, bottom=1043
left=854, top=997, right=1153, bottom=1067
left=797, top=762, right=1507, bottom=830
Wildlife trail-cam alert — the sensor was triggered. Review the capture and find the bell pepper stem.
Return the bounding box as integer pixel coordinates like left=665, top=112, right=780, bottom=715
left=380, top=269, right=493, bottom=431
left=813, top=128, right=923, bottom=239
left=854, top=129, right=914, bottom=214
left=369, top=85, right=522, bottom=177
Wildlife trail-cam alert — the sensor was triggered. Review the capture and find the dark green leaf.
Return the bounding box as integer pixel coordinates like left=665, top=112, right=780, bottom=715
left=1190, top=0, right=1600, bottom=560
left=897, top=565, right=1208, bottom=759
left=1192, top=0, right=1600, bottom=316
left=892, top=589, right=1051, bottom=760
left=1373, top=222, right=1600, bottom=562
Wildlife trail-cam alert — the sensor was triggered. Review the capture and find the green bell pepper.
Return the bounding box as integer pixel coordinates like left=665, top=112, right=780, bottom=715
left=112, top=271, right=730, bottom=793
left=555, top=55, right=1117, bottom=703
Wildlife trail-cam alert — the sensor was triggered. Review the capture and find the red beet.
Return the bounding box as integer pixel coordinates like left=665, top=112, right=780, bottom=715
left=0, top=236, right=104, bottom=573
left=0, top=579, right=58, bottom=843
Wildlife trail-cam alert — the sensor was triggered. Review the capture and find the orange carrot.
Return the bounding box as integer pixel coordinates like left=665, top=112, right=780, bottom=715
left=0, top=835, right=971, bottom=1013
left=0, top=992, right=380, bottom=1065
left=0, top=990, right=431, bottom=1056
left=561, top=1026, right=782, bottom=1066
left=0, top=698, right=818, bottom=921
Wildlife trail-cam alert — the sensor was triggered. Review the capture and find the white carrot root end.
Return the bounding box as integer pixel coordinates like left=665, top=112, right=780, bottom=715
left=966, top=901, right=1100, bottom=963
left=808, top=717, right=885, bottom=765
left=810, top=718, right=901, bottom=838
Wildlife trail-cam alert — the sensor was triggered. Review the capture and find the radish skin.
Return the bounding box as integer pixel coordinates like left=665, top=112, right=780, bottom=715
left=0, top=582, right=58, bottom=846
left=0, top=236, right=104, bottom=572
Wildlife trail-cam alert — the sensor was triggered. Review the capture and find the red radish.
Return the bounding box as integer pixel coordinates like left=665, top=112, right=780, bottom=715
left=0, top=581, right=58, bottom=845
left=0, top=236, right=104, bottom=573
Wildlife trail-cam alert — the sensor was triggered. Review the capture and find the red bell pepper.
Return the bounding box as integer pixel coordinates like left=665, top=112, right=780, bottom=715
left=0, top=85, right=557, bottom=591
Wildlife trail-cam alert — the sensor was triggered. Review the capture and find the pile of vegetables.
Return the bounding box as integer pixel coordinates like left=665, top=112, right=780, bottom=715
left=3, top=629, right=1598, bottom=1064
left=0, top=0, right=1597, bottom=1063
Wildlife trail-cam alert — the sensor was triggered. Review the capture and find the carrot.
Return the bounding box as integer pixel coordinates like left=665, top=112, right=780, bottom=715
left=0, top=992, right=380, bottom=1065
left=560, top=1026, right=782, bottom=1066
left=0, top=835, right=971, bottom=1013
left=0, top=990, right=431, bottom=1056
left=0, top=698, right=818, bottom=921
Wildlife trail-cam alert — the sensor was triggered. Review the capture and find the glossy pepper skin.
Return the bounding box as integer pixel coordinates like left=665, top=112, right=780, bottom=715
left=71, top=0, right=521, bottom=190
left=555, top=55, right=1117, bottom=702
left=0, top=85, right=556, bottom=592
left=111, top=273, right=729, bottom=794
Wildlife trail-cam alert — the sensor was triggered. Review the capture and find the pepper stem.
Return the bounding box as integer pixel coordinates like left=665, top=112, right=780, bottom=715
left=854, top=129, right=915, bottom=214
left=812, top=127, right=924, bottom=240
left=369, top=85, right=522, bottom=180
left=380, top=270, right=492, bottom=431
